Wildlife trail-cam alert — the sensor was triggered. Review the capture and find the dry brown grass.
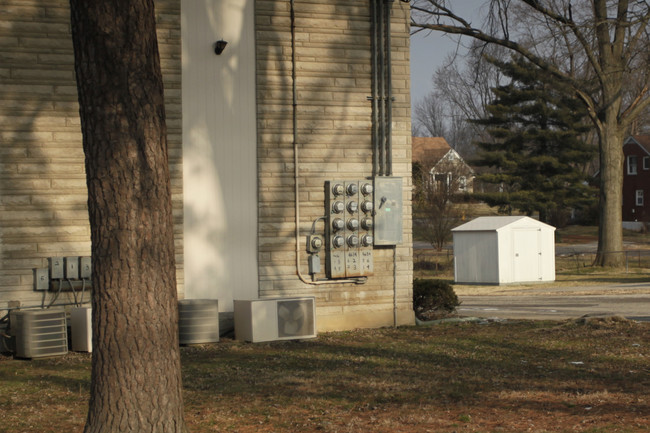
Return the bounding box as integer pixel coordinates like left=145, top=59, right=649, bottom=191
left=2, top=319, right=649, bottom=433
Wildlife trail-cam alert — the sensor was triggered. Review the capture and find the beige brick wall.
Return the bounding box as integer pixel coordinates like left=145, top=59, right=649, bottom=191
left=0, top=0, right=184, bottom=314
left=256, top=0, right=414, bottom=330
left=1, top=0, right=414, bottom=330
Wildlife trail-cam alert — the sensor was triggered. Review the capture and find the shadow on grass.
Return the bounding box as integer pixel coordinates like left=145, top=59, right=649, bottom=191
left=180, top=321, right=650, bottom=419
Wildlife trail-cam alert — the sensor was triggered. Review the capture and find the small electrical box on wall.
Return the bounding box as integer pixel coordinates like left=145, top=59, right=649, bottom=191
left=373, top=177, right=403, bottom=246
left=325, top=180, right=374, bottom=279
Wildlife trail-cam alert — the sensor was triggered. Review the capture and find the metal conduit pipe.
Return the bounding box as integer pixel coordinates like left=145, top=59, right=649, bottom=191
left=384, top=0, right=394, bottom=175
left=371, top=0, right=395, bottom=176
left=377, top=0, right=386, bottom=175
left=291, top=0, right=363, bottom=285
left=370, top=0, right=380, bottom=176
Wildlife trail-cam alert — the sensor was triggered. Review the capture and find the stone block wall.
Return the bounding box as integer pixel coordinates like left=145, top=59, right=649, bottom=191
left=0, top=0, right=414, bottom=329
left=0, top=0, right=183, bottom=315
left=255, top=0, right=414, bottom=330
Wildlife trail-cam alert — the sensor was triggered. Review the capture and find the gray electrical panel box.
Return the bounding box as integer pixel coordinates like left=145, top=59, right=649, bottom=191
left=325, top=180, right=374, bottom=278
left=80, top=256, right=92, bottom=279
left=49, top=257, right=64, bottom=280
left=373, top=177, right=403, bottom=245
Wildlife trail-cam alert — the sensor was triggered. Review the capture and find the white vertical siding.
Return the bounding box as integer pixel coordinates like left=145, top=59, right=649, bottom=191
left=453, top=216, right=555, bottom=285
left=453, top=232, right=499, bottom=284
left=181, top=0, right=258, bottom=310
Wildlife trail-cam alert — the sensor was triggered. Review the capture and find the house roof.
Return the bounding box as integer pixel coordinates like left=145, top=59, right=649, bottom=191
left=412, top=136, right=452, bottom=165
left=625, top=135, right=650, bottom=154
left=451, top=216, right=555, bottom=232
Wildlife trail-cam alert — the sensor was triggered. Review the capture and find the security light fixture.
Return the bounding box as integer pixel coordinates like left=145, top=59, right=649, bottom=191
left=214, top=39, right=228, bottom=55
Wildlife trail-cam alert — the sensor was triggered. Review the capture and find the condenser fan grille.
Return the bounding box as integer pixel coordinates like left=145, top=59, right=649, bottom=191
left=233, top=297, right=317, bottom=342
left=277, top=300, right=313, bottom=337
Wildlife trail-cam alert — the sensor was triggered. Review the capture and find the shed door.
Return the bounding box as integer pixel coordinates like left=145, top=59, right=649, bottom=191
left=513, top=229, right=541, bottom=281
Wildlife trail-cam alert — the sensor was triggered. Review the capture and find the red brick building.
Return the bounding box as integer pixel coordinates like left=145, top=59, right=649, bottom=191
left=622, top=135, right=650, bottom=228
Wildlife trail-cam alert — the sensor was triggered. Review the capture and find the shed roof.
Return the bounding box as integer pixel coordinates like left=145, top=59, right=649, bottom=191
left=452, top=216, right=555, bottom=232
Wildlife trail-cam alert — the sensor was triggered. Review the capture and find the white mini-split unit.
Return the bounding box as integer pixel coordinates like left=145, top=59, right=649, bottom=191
left=10, top=309, right=68, bottom=359
left=234, top=297, right=316, bottom=343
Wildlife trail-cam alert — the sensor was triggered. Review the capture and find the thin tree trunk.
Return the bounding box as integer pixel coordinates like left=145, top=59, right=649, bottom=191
left=69, top=1, right=187, bottom=432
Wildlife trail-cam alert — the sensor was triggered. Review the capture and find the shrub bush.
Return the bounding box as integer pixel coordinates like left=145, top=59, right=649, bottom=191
left=413, top=278, right=460, bottom=319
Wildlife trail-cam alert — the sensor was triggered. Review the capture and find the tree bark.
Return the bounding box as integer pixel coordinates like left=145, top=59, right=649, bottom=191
left=69, top=1, right=187, bottom=432
left=595, top=106, right=625, bottom=267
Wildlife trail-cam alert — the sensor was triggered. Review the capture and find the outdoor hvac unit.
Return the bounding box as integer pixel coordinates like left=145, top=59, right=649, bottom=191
left=11, top=309, right=68, bottom=359
left=178, top=299, right=219, bottom=345
left=234, top=297, right=316, bottom=343
left=70, top=307, right=92, bottom=352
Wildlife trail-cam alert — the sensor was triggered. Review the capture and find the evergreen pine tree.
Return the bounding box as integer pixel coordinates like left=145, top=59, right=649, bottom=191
left=472, top=56, right=597, bottom=226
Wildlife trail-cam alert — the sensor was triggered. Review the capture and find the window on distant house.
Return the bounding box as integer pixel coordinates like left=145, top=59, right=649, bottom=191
left=628, top=155, right=638, bottom=175
left=434, top=173, right=449, bottom=191
left=458, top=176, right=467, bottom=191
left=644, top=156, right=650, bottom=170
left=636, top=190, right=644, bottom=206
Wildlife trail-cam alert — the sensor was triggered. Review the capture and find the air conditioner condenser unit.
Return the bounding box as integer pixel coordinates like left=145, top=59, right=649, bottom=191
left=11, top=309, right=68, bottom=359
left=234, top=297, right=316, bottom=343
left=70, top=307, right=92, bottom=352
left=178, top=299, right=219, bottom=345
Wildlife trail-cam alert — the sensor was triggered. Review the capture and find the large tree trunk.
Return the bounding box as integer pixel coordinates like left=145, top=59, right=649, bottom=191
left=69, top=1, right=187, bottom=432
left=595, top=121, right=625, bottom=267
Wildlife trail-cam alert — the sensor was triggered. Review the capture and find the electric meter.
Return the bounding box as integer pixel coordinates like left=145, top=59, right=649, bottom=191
left=325, top=180, right=374, bottom=278
left=306, top=235, right=323, bottom=253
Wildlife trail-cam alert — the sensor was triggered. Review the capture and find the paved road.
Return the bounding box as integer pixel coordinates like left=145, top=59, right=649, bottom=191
left=457, top=293, right=650, bottom=322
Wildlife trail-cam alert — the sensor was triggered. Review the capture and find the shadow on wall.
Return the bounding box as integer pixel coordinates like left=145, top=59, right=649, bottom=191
left=181, top=0, right=393, bottom=312
left=0, top=2, right=90, bottom=313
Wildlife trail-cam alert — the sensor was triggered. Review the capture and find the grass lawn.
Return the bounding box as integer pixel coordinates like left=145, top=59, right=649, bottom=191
left=1, top=319, right=648, bottom=433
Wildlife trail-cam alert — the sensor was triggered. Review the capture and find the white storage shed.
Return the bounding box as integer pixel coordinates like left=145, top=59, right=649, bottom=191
left=452, top=216, right=556, bottom=284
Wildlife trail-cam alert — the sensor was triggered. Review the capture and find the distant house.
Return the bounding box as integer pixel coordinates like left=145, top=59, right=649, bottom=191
left=622, top=135, right=650, bottom=230
left=412, top=137, right=474, bottom=193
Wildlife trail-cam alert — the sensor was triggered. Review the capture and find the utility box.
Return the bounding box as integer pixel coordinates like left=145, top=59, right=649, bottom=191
left=11, top=309, right=68, bottom=359
left=178, top=299, right=220, bottom=345
left=452, top=216, right=556, bottom=285
left=70, top=307, right=92, bottom=352
left=234, top=297, right=316, bottom=343
left=325, top=180, right=374, bottom=278
left=373, top=177, right=403, bottom=245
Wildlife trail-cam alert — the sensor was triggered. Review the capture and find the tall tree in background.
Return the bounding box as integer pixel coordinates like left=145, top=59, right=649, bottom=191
left=411, top=0, right=650, bottom=266
left=69, top=1, right=187, bottom=432
left=472, top=56, right=597, bottom=226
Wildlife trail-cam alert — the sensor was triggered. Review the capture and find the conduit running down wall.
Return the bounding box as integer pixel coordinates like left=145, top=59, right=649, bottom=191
left=291, top=0, right=399, bottom=289
left=371, top=0, right=394, bottom=177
